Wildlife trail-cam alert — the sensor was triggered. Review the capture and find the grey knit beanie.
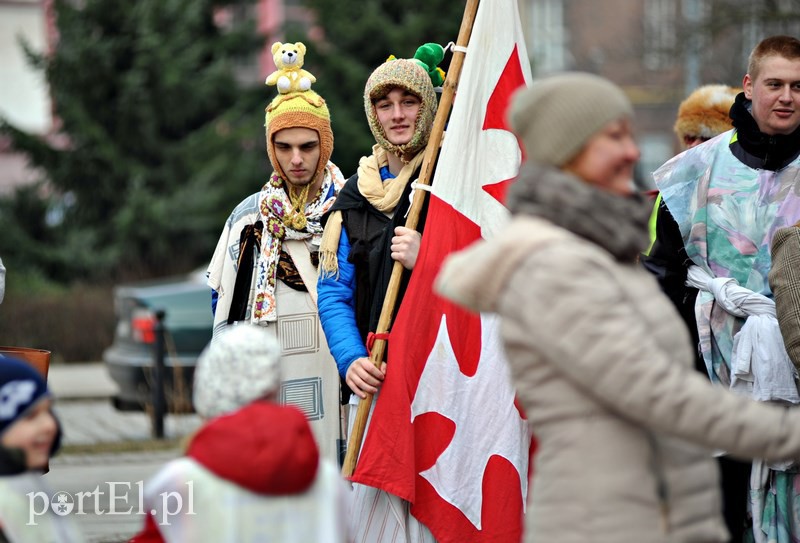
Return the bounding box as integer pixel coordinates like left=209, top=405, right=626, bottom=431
left=509, top=72, right=633, bottom=167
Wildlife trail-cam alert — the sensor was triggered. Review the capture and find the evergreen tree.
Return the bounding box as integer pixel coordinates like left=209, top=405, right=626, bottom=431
left=0, top=0, right=268, bottom=282
left=293, top=0, right=467, bottom=175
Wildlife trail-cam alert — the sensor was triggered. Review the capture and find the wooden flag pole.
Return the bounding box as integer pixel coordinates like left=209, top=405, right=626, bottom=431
left=341, top=0, right=481, bottom=478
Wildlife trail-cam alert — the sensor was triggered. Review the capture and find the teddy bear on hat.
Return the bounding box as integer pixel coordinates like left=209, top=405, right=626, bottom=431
left=265, top=41, right=316, bottom=94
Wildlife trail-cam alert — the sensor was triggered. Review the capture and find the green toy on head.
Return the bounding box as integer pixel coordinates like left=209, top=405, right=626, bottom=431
left=364, top=43, right=445, bottom=162
left=413, top=43, right=446, bottom=87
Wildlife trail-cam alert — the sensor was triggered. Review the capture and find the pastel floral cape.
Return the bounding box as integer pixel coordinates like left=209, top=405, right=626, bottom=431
left=655, top=130, right=800, bottom=386
left=657, top=128, right=800, bottom=543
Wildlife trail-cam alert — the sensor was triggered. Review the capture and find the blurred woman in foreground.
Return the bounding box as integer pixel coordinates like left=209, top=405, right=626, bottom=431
left=435, top=72, right=800, bottom=543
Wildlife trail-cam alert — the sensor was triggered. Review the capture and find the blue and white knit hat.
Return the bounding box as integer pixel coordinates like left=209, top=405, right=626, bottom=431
left=0, top=357, right=61, bottom=454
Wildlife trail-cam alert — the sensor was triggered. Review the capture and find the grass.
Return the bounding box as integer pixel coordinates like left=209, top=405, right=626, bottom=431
left=60, top=437, right=185, bottom=456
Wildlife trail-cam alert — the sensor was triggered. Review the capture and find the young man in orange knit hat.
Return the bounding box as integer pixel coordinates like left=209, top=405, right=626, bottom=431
left=206, top=48, right=346, bottom=465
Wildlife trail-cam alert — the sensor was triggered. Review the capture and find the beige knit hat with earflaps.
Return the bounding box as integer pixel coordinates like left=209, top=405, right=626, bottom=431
left=364, top=58, right=438, bottom=162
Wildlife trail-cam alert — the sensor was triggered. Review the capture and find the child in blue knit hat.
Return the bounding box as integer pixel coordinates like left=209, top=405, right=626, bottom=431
left=0, top=357, right=60, bottom=473
left=0, top=357, right=82, bottom=542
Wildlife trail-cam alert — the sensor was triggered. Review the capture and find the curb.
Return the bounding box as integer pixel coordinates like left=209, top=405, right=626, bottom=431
left=53, top=447, right=184, bottom=466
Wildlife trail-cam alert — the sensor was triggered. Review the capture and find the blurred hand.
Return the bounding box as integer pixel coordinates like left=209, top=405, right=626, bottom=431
left=391, top=226, right=421, bottom=270
left=346, top=357, right=386, bottom=399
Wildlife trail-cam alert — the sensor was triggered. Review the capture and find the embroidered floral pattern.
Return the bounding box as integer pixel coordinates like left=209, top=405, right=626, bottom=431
left=252, top=291, right=276, bottom=321
left=266, top=215, right=285, bottom=239
left=265, top=194, right=286, bottom=217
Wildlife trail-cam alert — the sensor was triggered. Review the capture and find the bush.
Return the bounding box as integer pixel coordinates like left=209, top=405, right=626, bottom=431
left=0, top=283, right=115, bottom=363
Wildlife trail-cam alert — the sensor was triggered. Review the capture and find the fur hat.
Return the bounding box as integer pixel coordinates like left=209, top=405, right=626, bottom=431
left=0, top=357, right=61, bottom=455
left=508, top=72, right=633, bottom=168
left=673, top=84, right=739, bottom=143
left=364, top=58, right=438, bottom=161
left=193, top=325, right=282, bottom=419
left=265, top=90, right=334, bottom=186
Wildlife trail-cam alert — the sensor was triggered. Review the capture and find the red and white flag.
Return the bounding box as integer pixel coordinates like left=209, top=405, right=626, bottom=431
left=351, top=2, right=534, bottom=541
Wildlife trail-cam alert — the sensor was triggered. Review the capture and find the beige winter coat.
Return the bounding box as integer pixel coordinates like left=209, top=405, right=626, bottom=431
left=435, top=164, right=800, bottom=543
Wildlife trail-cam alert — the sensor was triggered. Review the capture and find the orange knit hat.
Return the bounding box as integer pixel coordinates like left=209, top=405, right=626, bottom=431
left=265, top=90, right=333, bottom=184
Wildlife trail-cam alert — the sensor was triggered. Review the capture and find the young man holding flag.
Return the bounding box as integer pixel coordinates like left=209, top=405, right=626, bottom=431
left=318, top=54, right=439, bottom=402
left=319, top=2, right=533, bottom=541
left=317, top=52, right=441, bottom=541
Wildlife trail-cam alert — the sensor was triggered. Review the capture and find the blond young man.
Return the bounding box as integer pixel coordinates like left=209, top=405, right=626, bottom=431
left=642, top=35, right=800, bottom=542
left=317, top=55, right=440, bottom=543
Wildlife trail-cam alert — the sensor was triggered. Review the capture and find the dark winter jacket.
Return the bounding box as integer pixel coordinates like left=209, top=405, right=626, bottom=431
left=317, top=164, right=428, bottom=384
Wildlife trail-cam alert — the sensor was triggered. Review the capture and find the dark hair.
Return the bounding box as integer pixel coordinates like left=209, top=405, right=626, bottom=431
left=748, top=35, right=800, bottom=79
left=371, top=86, right=421, bottom=105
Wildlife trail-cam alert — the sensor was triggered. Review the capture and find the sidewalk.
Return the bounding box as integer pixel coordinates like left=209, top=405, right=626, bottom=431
left=48, top=362, right=119, bottom=400
left=48, top=363, right=201, bottom=447
left=43, top=364, right=193, bottom=542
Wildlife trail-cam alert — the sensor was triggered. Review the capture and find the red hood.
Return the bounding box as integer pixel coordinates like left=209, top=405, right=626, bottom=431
left=186, top=401, right=319, bottom=495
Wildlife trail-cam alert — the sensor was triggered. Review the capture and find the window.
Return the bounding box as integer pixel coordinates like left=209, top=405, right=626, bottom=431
left=741, top=1, right=800, bottom=70
left=528, top=0, right=566, bottom=75
left=643, top=0, right=677, bottom=71
left=682, top=0, right=711, bottom=92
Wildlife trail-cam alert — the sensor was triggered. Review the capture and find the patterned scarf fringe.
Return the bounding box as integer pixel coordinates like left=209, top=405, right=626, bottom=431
left=318, top=149, right=424, bottom=278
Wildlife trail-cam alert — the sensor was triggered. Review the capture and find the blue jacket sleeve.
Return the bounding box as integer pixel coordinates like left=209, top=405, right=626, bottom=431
left=317, top=226, right=369, bottom=379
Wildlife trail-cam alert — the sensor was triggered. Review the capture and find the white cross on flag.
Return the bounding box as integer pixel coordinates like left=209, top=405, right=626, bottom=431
left=351, top=2, right=535, bottom=541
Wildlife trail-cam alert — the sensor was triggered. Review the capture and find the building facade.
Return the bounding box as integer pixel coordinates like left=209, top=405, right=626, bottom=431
left=0, top=0, right=54, bottom=194
left=519, top=0, right=800, bottom=187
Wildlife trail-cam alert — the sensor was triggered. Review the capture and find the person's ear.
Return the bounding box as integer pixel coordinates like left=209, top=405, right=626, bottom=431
left=743, top=73, right=753, bottom=100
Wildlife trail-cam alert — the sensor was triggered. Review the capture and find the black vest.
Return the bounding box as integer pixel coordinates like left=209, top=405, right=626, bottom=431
left=326, top=166, right=429, bottom=342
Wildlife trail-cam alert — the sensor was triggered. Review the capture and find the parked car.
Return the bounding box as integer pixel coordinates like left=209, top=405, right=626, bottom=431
left=103, top=269, right=213, bottom=411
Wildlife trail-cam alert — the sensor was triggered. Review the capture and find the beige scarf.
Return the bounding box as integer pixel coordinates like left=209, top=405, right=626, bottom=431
left=320, top=145, right=425, bottom=278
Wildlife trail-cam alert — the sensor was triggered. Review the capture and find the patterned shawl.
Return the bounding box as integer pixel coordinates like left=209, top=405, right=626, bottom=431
left=208, top=162, right=345, bottom=333
left=252, top=163, right=346, bottom=322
